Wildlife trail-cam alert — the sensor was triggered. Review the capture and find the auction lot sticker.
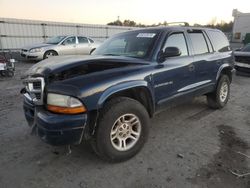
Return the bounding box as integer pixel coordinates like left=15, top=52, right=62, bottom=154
left=137, top=33, right=156, bottom=38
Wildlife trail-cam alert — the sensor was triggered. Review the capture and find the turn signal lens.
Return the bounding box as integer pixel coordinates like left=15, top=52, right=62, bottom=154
left=47, top=105, right=86, bottom=114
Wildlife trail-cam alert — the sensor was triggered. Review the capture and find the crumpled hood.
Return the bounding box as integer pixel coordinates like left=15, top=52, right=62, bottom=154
left=22, top=55, right=149, bottom=81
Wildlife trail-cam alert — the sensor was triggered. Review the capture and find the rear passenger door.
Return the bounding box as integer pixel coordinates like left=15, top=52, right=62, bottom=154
left=76, top=36, right=92, bottom=55
left=187, top=30, right=218, bottom=90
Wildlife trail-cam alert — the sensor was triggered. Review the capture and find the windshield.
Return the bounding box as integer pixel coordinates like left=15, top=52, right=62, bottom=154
left=93, top=31, right=159, bottom=59
left=46, top=36, right=66, bottom=44
left=242, top=44, right=250, bottom=52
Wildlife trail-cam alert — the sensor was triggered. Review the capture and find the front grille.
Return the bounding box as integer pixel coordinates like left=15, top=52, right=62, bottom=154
left=33, top=81, right=42, bottom=90
left=235, top=56, right=250, bottom=64
left=21, top=49, right=28, bottom=52
left=23, top=77, right=45, bottom=105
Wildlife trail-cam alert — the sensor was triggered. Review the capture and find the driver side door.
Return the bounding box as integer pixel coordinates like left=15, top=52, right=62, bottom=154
left=153, top=32, right=196, bottom=110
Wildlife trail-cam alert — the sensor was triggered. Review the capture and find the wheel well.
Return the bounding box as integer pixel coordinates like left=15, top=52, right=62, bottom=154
left=44, top=50, right=58, bottom=56
left=90, top=48, right=96, bottom=54
left=105, top=87, right=154, bottom=117
left=220, top=67, right=232, bottom=82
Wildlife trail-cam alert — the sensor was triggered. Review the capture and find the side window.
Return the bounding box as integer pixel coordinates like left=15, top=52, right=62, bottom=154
left=163, top=33, right=188, bottom=56
left=207, top=30, right=230, bottom=52
left=242, top=44, right=250, bottom=52
left=62, top=37, right=76, bottom=45
left=188, top=32, right=209, bottom=55
left=78, top=37, right=89, bottom=44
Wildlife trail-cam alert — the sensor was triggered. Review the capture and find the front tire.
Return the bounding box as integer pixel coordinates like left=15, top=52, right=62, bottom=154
left=207, top=75, right=230, bottom=109
left=91, top=97, right=149, bottom=162
left=43, top=50, right=58, bottom=59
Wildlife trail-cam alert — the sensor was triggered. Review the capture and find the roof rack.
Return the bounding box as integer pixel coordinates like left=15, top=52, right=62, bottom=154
left=159, top=22, right=189, bottom=27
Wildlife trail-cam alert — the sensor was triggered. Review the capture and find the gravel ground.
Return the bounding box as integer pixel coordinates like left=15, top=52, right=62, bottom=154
left=0, top=60, right=250, bottom=188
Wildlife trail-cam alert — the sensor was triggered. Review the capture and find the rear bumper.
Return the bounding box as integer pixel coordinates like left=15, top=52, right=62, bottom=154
left=23, top=96, right=87, bottom=146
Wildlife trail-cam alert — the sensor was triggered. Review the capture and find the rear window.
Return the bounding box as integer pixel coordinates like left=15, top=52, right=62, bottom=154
left=242, top=44, right=250, bottom=52
left=78, top=37, right=89, bottom=44
left=88, top=38, right=94, bottom=43
left=207, top=30, right=230, bottom=52
left=188, top=32, right=209, bottom=55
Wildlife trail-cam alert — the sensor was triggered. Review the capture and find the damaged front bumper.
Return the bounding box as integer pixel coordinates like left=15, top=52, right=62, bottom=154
left=23, top=95, right=87, bottom=146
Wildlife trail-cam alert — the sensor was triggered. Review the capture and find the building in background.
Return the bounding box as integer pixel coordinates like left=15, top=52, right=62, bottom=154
left=232, top=9, right=250, bottom=43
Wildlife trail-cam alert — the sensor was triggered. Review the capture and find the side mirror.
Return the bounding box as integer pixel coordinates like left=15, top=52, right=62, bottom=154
left=162, top=47, right=181, bottom=58
left=158, top=47, right=181, bottom=63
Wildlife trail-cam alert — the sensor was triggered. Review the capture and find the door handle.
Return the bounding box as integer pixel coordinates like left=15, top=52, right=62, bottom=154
left=188, top=64, right=195, bottom=72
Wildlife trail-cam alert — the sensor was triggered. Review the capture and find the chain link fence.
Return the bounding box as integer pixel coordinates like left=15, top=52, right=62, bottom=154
left=0, top=18, right=139, bottom=51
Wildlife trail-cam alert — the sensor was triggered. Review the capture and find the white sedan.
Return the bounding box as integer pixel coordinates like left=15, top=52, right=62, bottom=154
left=20, top=36, right=101, bottom=61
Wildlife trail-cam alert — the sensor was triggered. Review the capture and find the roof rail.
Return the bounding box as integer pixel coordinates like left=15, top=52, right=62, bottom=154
left=167, top=22, right=189, bottom=26
left=159, top=22, right=189, bottom=26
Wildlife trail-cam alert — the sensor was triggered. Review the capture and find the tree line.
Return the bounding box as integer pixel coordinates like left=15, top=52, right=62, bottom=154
left=107, top=19, right=233, bottom=32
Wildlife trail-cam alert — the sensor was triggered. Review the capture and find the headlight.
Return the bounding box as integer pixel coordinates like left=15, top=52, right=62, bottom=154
left=47, top=93, right=86, bottom=114
left=29, top=48, right=42, bottom=53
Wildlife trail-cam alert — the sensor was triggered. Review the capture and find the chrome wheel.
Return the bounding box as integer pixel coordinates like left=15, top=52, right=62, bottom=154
left=45, top=51, right=56, bottom=58
left=110, top=114, right=141, bottom=151
left=219, top=82, right=228, bottom=102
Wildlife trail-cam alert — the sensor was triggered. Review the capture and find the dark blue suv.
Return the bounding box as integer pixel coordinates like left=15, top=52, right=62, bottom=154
left=21, top=26, right=234, bottom=162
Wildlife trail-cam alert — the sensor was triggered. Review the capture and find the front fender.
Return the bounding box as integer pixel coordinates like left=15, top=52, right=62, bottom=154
left=97, top=80, right=154, bottom=109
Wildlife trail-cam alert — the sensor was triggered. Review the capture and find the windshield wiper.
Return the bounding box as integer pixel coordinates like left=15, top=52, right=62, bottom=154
left=102, top=53, right=121, bottom=56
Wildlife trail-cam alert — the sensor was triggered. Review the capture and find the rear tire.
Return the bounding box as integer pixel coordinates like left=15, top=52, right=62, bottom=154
left=207, top=75, right=230, bottom=109
left=0, top=71, right=5, bottom=77
left=91, top=97, right=149, bottom=162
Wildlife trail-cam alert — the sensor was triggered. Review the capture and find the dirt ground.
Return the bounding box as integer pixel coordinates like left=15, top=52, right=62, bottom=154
left=0, top=60, right=250, bottom=188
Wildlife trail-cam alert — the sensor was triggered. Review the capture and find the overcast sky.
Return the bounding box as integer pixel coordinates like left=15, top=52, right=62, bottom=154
left=0, top=0, right=250, bottom=25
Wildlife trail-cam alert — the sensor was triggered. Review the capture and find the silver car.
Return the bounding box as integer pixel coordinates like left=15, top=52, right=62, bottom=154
left=20, top=36, right=100, bottom=60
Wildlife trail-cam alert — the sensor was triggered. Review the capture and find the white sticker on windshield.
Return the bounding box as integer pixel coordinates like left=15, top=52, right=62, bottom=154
left=136, top=33, right=156, bottom=38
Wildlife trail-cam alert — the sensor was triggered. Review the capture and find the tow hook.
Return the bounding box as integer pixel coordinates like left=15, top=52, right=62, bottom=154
left=20, top=87, right=27, bottom=94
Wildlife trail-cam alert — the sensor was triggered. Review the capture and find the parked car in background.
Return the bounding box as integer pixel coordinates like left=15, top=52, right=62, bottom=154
left=234, top=43, right=250, bottom=74
left=243, top=33, right=250, bottom=45
left=20, top=36, right=100, bottom=61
